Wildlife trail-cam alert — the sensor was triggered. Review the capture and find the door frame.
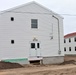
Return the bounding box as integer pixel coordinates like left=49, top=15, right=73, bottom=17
left=29, top=41, right=41, bottom=57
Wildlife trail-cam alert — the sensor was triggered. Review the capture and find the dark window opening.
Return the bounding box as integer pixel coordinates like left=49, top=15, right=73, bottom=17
left=75, top=47, right=76, bottom=51
left=31, top=43, right=35, bottom=48
left=74, top=37, right=76, bottom=42
left=37, top=43, right=40, bottom=48
left=11, top=17, right=14, bottom=21
left=11, top=40, right=14, bottom=44
left=69, top=38, right=71, bottom=43
left=69, top=47, right=71, bottom=51
left=64, top=47, right=66, bottom=51
left=29, top=60, right=40, bottom=65
left=31, top=19, right=38, bottom=28
left=64, top=39, right=66, bottom=43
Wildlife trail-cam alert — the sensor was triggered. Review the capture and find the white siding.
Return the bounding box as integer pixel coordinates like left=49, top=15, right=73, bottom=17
left=64, top=36, right=76, bottom=55
left=0, top=2, right=64, bottom=60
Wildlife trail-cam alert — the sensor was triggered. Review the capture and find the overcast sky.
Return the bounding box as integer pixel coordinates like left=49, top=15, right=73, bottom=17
left=0, top=0, right=76, bottom=35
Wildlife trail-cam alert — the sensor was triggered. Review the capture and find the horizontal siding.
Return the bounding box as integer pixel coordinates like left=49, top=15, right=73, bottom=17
left=64, top=36, right=76, bottom=55
left=0, top=4, right=64, bottom=60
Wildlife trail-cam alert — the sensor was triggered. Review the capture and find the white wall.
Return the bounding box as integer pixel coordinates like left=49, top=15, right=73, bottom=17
left=0, top=2, right=64, bottom=60
left=64, top=36, right=76, bottom=55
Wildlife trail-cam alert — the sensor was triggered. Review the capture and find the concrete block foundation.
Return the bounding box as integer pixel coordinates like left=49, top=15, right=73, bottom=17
left=43, top=56, right=64, bottom=64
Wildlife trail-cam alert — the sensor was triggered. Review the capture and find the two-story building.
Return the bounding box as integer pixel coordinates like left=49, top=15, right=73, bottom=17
left=64, top=32, right=76, bottom=55
left=0, top=1, right=64, bottom=64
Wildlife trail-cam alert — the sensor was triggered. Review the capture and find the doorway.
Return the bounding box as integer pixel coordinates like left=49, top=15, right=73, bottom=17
left=30, top=42, right=41, bottom=57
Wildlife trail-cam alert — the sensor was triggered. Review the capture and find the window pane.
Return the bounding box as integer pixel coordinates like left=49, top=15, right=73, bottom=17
left=37, top=43, right=40, bottom=48
left=69, top=38, right=71, bottom=42
left=74, top=37, right=76, bottom=42
left=31, top=24, right=38, bottom=28
left=69, top=47, right=71, bottom=51
left=31, top=43, right=35, bottom=48
left=64, top=47, right=66, bottom=51
left=64, top=39, right=66, bottom=43
left=11, top=40, right=14, bottom=44
left=11, top=17, right=14, bottom=21
left=75, top=47, right=76, bottom=51
left=32, top=19, right=37, bottom=23
left=31, top=19, right=38, bottom=28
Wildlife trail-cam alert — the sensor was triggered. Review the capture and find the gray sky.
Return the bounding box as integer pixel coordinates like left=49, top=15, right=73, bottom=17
left=0, top=0, right=76, bottom=35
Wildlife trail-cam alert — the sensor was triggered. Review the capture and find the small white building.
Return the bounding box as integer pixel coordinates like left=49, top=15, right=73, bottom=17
left=64, top=32, right=76, bottom=55
left=0, top=1, right=64, bottom=64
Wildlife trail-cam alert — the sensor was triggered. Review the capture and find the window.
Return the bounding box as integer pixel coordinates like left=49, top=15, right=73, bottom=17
left=64, top=39, right=66, bottom=43
left=64, top=47, right=66, bottom=51
left=11, top=17, right=14, bottom=21
left=69, top=47, right=71, bottom=51
left=11, top=40, right=14, bottom=44
left=31, top=19, right=38, bottom=28
left=37, top=43, right=40, bottom=48
left=75, top=47, right=76, bottom=51
left=74, top=37, right=76, bottom=42
left=69, top=38, right=71, bottom=43
left=31, top=43, right=35, bottom=48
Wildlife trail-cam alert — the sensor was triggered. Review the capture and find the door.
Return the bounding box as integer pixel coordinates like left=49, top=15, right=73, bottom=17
left=30, top=42, right=41, bottom=57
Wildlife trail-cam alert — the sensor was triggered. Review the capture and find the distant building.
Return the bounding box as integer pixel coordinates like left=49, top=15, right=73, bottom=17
left=64, top=32, right=76, bottom=55
left=0, top=1, right=64, bottom=64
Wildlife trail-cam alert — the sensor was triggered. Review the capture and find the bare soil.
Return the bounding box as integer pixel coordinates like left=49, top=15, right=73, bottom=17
left=0, top=61, right=23, bottom=69
left=0, top=55, right=76, bottom=75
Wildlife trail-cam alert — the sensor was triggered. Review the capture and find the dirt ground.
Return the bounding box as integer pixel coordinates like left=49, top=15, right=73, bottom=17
left=0, top=61, right=23, bottom=69
left=0, top=55, right=76, bottom=75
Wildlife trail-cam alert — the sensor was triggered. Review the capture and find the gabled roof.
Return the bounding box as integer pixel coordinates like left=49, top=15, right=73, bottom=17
left=0, top=1, right=63, bottom=18
left=64, top=32, right=76, bottom=38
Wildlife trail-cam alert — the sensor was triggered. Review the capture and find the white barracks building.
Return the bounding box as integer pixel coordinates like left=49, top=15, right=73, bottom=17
left=0, top=2, right=64, bottom=64
left=64, top=32, right=76, bottom=55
